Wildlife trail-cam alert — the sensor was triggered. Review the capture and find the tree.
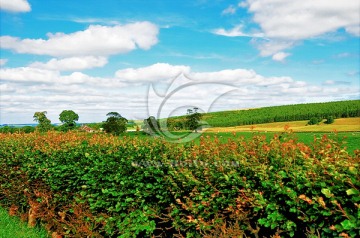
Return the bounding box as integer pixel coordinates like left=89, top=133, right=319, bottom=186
left=59, top=110, right=79, bottom=131
left=307, top=117, right=320, bottom=125
left=186, top=107, right=202, bottom=132
left=33, top=111, right=52, bottom=132
left=143, top=116, right=160, bottom=135
left=324, top=116, right=335, bottom=124
left=103, top=112, right=127, bottom=135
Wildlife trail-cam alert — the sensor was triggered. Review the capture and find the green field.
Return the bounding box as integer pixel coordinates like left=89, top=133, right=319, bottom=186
left=0, top=207, right=48, bottom=238
left=125, top=130, right=360, bottom=153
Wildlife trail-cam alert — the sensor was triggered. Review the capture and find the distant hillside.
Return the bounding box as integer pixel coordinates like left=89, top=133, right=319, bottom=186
left=166, top=100, right=360, bottom=129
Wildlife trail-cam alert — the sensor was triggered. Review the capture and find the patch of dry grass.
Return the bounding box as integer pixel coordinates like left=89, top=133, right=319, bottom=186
left=205, top=117, right=360, bottom=132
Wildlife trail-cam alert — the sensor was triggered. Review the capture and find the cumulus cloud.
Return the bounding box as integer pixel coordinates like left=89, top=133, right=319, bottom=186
left=0, top=67, right=126, bottom=87
left=215, top=0, right=360, bottom=59
left=247, top=0, right=360, bottom=40
left=0, top=67, right=61, bottom=84
left=190, top=68, right=261, bottom=84
left=115, top=63, right=191, bottom=82
left=0, top=0, right=31, bottom=13
left=272, top=52, right=290, bottom=62
left=1, top=63, right=359, bottom=124
left=28, top=56, right=108, bottom=71
left=0, top=22, right=159, bottom=57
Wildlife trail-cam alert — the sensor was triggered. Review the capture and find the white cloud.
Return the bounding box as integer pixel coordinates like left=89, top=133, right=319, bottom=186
left=213, top=25, right=264, bottom=37
left=345, top=25, right=360, bottom=36
left=0, top=67, right=61, bottom=84
left=0, top=67, right=127, bottom=87
left=0, top=58, right=8, bottom=66
left=190, top=68, right=261, bottom=84
left=28, top=56, right=108, bottom=71
left=0, top=0, right=31, bottom=13
left=323, top=80, right=351, bottom=85
left=252, top=39, right=294, bottom=57
left=1, top=63, right=359, bottom=124
left=70, top=17, right=120, bottom=25
left=247, top=0, right=360, bottom=40
left=222, top=5, right=237, bottom=15
left=216, top=0, right=360, bottom=58
left=0, top=22, right=159, bottom=57
left=115, top=63, right=191, bottom=82
left=335, top=52, right=351, bottom=58
left=272, top=52, right=290, bottom=62
left=0, top=83, right=15, bottom=93
left=238, top=2, right=248, bottom=8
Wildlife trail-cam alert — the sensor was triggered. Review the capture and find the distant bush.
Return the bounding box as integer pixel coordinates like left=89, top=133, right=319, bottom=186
left=0, top=126, right=36, bottom=134
left=307, top=117, right=320, bottom=125
left=0, top=126, right=15, bottom=133
left=325, top=116, right=335, bottom=124
left=21, top=126, right=36, bottom=133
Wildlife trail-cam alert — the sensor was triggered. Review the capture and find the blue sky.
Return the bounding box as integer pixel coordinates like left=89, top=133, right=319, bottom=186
left=0, top=0, right=359, bottom=124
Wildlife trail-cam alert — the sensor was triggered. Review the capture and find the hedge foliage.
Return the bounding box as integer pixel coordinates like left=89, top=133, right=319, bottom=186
left=0, top=131, right=359, bottom=237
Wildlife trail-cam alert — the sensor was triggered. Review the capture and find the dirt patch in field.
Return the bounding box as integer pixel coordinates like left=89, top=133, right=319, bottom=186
left=205, top=117, right=360, bottom=132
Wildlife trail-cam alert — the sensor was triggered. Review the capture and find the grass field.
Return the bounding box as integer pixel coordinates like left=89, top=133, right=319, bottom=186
left=126, top=117, right=360, bottom=152
left=203, top=131, right=360, bottom=153
left=204, top=117, right=360, bottom=132
left=0, top=207, right=48, bottom=238
left=125, top=129, right=360, bottom=154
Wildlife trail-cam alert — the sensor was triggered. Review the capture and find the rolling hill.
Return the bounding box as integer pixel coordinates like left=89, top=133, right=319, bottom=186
left=165, top=100, right=360, bottom=129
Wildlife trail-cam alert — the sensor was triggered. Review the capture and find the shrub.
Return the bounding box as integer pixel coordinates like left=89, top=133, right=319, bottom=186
left=325, top=116, right=335, bottom=124
left=307, top=117, right=320, bottom=125
left=0, top=131, right=359, bottom=237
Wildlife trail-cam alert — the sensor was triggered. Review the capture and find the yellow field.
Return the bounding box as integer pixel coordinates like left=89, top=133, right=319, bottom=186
left=204, top=117, right=360, bottom=132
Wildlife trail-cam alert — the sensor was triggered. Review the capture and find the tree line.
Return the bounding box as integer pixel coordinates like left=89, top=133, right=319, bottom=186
left=143, top=107, right=203, bottom=134
left=166, top=100, right=360, bottom=129
left=2, top=100, right=356, bottom=133
left=0, top=110, right=128, bottom=135
left=1, top=107, right=204, bottom=135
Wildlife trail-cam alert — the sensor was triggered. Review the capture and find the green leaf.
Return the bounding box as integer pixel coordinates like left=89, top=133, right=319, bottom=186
left=125, top=197, right=134, bottom=202
left=321, top=188, right=333, bottom=198
left=346, top=188, right=359, bottom=196
left=341, top=219, right=356, bottom=230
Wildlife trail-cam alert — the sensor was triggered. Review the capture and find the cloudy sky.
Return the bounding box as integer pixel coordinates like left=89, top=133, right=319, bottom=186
left=0, top=0, right=359, bottom=124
